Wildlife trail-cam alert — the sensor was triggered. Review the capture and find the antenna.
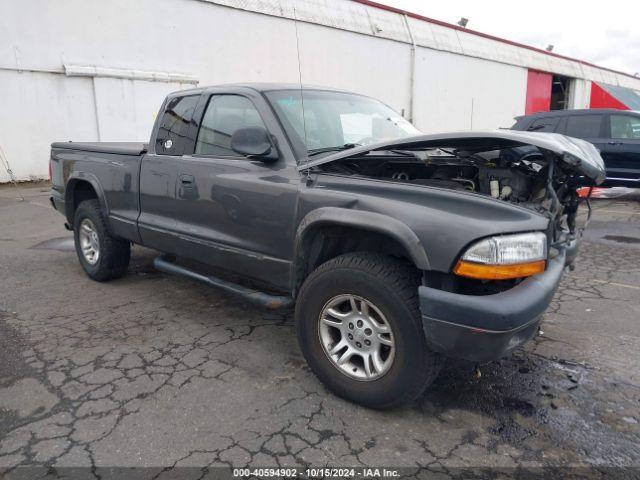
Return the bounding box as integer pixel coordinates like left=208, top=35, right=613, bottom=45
left=291, top=5, right=309, bottom=163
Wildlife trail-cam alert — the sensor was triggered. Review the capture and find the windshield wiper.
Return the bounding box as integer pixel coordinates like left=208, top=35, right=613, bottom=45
left=307, top=143, right=359, bottom=157
left=386, top=149, right=420, bottom=158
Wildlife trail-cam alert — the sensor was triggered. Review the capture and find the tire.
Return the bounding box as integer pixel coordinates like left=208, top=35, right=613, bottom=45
left=73, top=199, right=130, bottom=282
left=295, top=252, right=441, bottom=409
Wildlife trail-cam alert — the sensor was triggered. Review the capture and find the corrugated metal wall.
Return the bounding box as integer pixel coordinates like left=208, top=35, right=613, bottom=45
left=1, top=0, right=640, bottom=181
left=413, top=50, right=527, bottom=132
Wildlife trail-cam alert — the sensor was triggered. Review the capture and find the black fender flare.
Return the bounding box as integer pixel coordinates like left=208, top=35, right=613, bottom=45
left=64, top=172, right=109, bottom=224
left=294, top=207, right=430, bottom=270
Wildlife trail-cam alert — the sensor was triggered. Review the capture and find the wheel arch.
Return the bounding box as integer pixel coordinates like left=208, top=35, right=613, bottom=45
left=292, top=207, right=430, bottom=295
left=64, top=173, right=108, bottom=225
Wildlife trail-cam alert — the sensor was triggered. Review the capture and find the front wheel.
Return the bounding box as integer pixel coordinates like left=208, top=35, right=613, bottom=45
left=73, top=199, right=130, bottom=282
left=295, top=252, right=441, bottom=409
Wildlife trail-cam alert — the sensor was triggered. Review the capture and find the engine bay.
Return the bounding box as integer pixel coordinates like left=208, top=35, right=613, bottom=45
left=316, top=144, right=589, bottom=241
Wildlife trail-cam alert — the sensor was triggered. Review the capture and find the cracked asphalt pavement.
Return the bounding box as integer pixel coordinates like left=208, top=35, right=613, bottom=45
left=0, top=184, right=639, bottom=478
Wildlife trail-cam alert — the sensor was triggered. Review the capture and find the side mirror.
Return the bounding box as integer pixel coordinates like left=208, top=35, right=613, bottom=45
left=231, top=126, right=277, bottom=161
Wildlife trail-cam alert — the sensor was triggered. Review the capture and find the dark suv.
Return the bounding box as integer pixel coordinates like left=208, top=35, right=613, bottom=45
left=511, top=109, right=640, bottom=187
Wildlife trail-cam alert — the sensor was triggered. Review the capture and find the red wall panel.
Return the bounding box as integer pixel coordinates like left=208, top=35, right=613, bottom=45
left=525, top=70, right=552, bottom=114
left=589, top=82, right=629, bottom=110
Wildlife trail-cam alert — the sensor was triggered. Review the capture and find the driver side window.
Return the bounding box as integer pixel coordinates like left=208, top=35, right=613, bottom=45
left=610, top=115, right=640, bottom=139
left=195, top=95, right=267, bottom=156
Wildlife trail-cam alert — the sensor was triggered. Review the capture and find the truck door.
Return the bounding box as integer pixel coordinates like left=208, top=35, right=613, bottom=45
left=176, top=92, right=299, bottom=290
left=602, top=113, right=640, bottom=184
left=138, top=94, right=200, bottom=252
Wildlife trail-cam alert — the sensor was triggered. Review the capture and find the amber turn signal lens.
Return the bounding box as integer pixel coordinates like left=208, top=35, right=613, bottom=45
left=453, top=259, right=546, bottom=280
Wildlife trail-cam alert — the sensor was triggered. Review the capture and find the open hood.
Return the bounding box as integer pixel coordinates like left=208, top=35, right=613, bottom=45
left=300, top=130, right=606, bottom=185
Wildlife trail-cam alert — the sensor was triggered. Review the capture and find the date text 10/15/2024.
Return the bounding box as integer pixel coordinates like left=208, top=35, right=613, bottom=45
left=233, top=468, right=401, bottom=478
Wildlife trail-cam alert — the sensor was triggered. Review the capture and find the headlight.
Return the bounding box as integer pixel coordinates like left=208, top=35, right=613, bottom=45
left=453, top=232, right=547, bottom=280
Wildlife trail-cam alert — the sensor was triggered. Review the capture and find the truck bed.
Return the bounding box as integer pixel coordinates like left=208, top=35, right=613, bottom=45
left=51, top=142, right=147, bottom=156
left=50, top=141, right=147, bottom=244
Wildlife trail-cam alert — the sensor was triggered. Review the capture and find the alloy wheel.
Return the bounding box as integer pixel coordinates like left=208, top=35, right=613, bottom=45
left=318, top=294, right=395, bottom=381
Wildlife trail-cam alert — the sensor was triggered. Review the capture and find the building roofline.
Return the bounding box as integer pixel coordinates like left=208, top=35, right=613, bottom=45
left=352, top=0, right=638, bottom=81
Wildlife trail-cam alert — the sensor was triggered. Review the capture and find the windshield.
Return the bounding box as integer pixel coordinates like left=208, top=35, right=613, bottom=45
left=265, top=89, right=421, bottom=156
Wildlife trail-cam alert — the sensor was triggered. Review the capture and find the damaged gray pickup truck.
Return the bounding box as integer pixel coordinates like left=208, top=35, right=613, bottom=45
left=50, top=84, right=605, bottom=408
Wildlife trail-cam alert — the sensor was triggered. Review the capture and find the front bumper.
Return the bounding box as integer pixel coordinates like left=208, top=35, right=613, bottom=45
left=419, top=246, right=570, bottom=363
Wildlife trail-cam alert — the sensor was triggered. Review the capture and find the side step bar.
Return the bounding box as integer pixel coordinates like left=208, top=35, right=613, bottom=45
left=153, top=256, right=294, bottom=310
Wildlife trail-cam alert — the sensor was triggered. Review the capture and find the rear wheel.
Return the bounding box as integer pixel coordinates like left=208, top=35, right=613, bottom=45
left=295, top=252, right=441, bottom=409
left=73, top=199, right=130, bottom=281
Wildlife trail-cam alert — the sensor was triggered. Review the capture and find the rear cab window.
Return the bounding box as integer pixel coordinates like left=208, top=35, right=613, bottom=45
left=155, top=95, right=200, bottom=155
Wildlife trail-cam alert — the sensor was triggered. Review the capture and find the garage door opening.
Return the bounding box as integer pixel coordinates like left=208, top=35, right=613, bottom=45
left=525, top=71, right=573, bottom=114
left=550, top=74, right=570, bottom=110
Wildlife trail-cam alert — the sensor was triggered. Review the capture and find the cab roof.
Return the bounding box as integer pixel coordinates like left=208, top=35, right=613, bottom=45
left=167, top=83, right=356, bottom=98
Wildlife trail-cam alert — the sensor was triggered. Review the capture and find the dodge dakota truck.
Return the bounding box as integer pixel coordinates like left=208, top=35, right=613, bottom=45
left=50, top=84, right=605, bottom=408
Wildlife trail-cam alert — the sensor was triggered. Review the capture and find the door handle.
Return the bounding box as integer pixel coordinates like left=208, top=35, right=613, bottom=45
left=180, top=174, right=195, bottom=185
left=607, top=141, right=623, bottom=145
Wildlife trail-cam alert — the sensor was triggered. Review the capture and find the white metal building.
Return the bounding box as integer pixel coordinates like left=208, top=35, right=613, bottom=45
left=2, top=0, right=640, bottom=182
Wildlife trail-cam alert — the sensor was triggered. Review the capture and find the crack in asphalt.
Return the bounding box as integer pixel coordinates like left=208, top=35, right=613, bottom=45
left=1, top=189, right=639, bottom=475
